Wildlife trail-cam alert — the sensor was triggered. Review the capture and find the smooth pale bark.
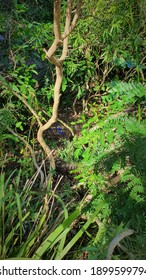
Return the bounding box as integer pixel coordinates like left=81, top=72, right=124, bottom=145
left=37, top=0, right=82, bottom=170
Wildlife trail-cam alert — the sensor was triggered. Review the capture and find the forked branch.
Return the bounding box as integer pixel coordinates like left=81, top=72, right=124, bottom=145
left=37, top=0, right=82, bottom=170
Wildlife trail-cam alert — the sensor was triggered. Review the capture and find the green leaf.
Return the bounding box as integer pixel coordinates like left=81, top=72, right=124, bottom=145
left=77, top=86, right=83, bottom=99
left=106, top=131, right=114, bottom=144
left=16, top=122, right=23, bottom=131
left=11, top=84, right=20, bottom=93
left=62, top=77, right=67, bottom=92
left=20, top=85, right=27, bottom=95
left=100, top=131, right=105, bottom=147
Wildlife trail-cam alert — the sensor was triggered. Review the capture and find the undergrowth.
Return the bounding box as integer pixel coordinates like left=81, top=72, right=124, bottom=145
left=0, top=0, right=146, bottom=260
left=0, top=169, right=106, bottom=259
left=59, top=81, right=146, bottom=259
left=0, top=81, right=146, bottom=260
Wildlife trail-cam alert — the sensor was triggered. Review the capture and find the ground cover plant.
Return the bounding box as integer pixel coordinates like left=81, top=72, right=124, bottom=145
left=0, top=0, right=146, bottom=259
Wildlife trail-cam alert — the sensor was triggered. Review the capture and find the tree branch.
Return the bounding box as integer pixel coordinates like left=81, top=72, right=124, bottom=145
left=62, top=0, right=82, bottom=39
left=54, top=0, right=62, bottom=41
left=60, top=0, right=72, bottom=62
left=37, top=0, right=82, bottom=171
left=37, top=66, right=63, bottom=170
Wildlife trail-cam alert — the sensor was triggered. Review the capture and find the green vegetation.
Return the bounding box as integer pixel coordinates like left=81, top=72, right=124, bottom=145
left=0, top=0, right=146, bottom=260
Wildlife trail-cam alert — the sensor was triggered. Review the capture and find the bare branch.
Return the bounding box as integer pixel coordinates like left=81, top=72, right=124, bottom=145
left=60, top=0, right=72, bottom=61
left=70, top=0, right=82, bottom=31
left=65, top=0, right=73, bottom=33
left=38, top=0, right=82, bottom=170
left=37, top=66, right=63, bottom=170
left=54, top=0, right=62, bottom=40
left=43, top=47, right=62, bottom=67
left=37, top=123, right=56, bottom=170
left=62, top=0, right=82, bottom=39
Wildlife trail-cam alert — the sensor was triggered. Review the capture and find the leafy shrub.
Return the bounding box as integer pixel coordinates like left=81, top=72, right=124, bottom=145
left=59, top=81, right=146, bottom=259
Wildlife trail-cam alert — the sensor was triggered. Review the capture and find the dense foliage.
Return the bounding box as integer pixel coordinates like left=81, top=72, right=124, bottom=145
left=0, top=0, right=146, bottom=259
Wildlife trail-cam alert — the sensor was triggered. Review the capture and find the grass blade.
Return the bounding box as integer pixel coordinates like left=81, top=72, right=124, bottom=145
left=32, top=205, right=84, bottom=259
left=56, top=201, right=104, bottom=259
left=15, top=193, right=23, bottom=243
left=17, top=211, right=47, bottom=257
left=52, top=194, right=68, bottom=259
